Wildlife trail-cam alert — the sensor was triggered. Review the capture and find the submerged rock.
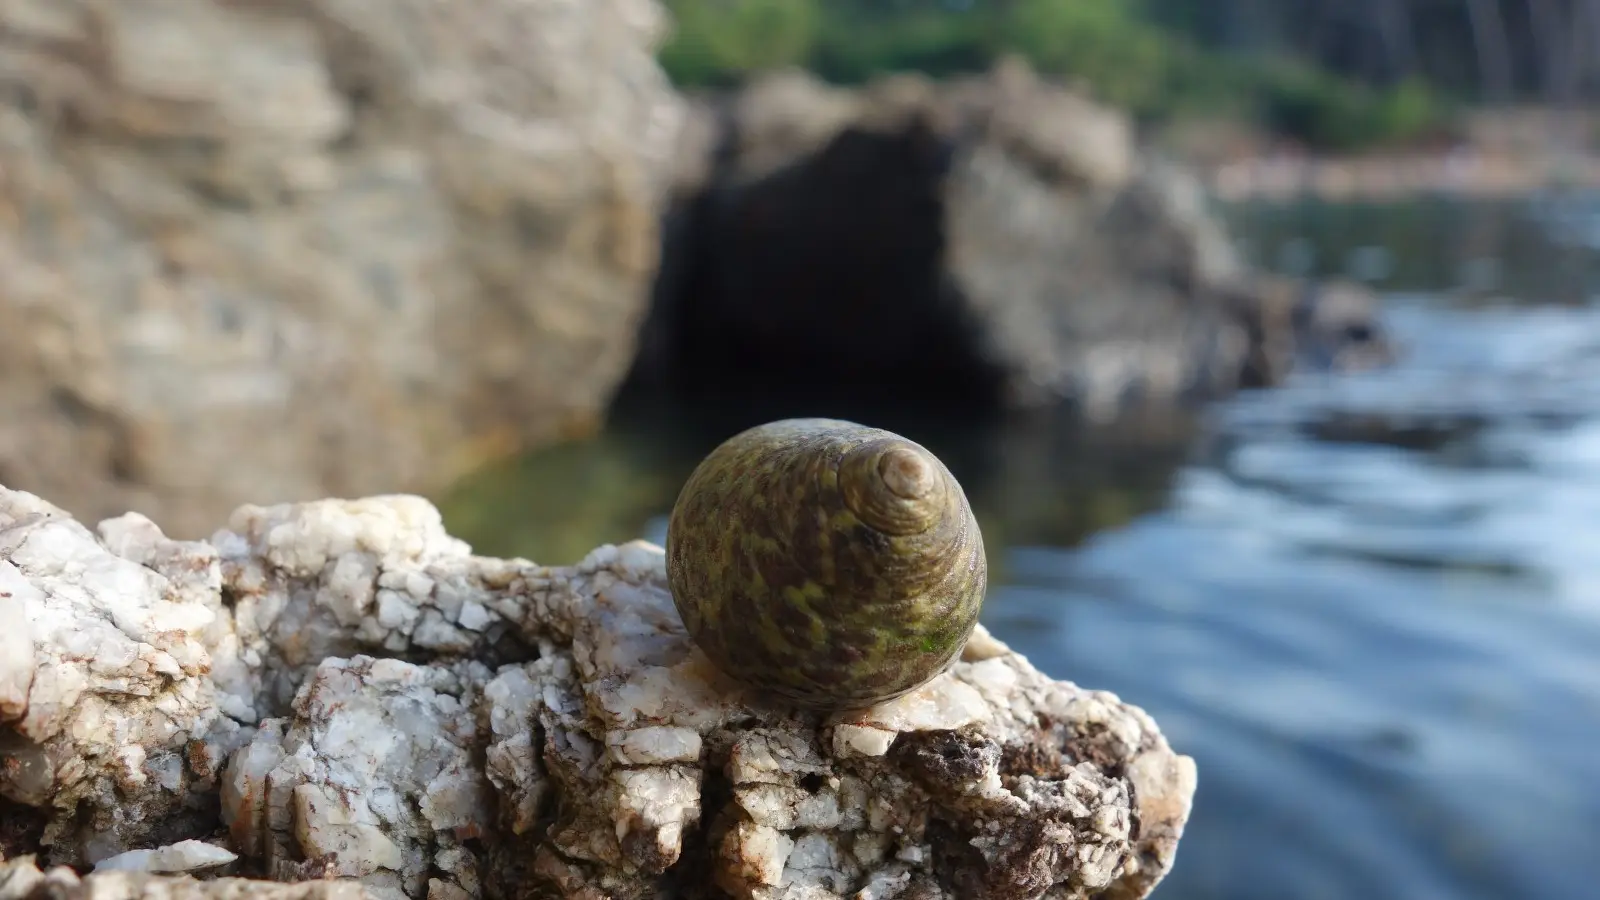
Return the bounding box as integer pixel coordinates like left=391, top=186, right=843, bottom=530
left=1, top=484, right=1196, bottom=899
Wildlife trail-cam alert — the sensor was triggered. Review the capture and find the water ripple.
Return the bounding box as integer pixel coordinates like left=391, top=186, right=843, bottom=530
left=986, top=284, right=1600, bottom=899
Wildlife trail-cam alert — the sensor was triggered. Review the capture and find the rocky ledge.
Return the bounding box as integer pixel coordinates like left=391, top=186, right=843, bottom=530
left=0, top=484, right=1195, bottom=900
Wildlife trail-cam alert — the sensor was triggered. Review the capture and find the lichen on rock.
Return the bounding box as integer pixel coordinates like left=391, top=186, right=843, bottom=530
left=1, top=485, right=1196, bottom=900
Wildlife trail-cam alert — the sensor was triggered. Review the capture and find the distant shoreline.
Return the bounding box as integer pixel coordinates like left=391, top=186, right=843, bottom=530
left=1194, top=104, right=1600, bottom=204
left=1204, top=151, right=1600, bottom=203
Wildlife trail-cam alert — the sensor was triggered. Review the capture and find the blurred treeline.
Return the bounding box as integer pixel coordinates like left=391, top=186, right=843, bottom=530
left=658, top=0, right=1600, bottom=152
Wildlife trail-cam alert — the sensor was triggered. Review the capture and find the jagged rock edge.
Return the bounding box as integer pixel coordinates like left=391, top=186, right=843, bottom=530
left=0, top=487, right=1196, bottom=900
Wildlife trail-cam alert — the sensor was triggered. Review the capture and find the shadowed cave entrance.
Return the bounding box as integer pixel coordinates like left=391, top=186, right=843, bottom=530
left=609, top=115, right=1011, bottom=433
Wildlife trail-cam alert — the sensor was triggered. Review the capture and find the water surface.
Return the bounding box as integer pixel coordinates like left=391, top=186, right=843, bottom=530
left=440, top=193, right=1600, bottom=900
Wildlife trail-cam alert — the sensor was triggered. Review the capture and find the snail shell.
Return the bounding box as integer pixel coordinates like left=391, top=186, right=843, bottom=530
left=665, top=418, right=987, bottom=711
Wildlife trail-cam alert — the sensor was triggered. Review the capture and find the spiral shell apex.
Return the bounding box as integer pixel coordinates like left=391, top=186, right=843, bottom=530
left=665, top=418, right=988, bottom=711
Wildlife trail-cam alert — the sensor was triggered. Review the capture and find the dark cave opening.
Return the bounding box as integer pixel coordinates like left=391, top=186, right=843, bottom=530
left=610, top=113, right=1010, bottom=436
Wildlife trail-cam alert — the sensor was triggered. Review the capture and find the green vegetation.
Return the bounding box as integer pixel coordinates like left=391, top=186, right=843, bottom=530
left=654, top=0, right=1457, bottom=153
left=657, top=0, right=822, bottom=86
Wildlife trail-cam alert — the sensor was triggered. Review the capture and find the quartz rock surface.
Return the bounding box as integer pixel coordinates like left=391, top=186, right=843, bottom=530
left=209, top=496, right=526, bottom=717
left=0, top=857, right=375, bottom=900
left=0, top=486, right=251, bottom=867
left=0, top=0, right=684, bottom=539
left=93, top=841, right=239, bottom=875
left=221, top=656, right=495, bottom=899
left=2, top=485, right=1197, bottom=900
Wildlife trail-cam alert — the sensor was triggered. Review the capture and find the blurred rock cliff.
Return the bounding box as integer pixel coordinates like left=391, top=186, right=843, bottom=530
left=0, top=4, right=1388, bottom=537
left=0, top=0, right=684, bottom=537
left=623, top=60, right=1390, bottom=422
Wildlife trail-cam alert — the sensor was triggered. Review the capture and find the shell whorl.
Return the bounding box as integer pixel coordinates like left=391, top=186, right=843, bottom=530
left=838, top=438, right=947, bottom=536
left=664, top=417, right=988, bottom=711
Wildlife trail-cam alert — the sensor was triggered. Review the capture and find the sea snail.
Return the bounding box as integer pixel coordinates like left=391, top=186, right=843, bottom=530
left=665, top=418, right=988, bottom=711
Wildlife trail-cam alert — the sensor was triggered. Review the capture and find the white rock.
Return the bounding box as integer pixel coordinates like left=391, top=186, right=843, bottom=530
left=846, top=672, right=992, bottom=733
left=0, top=562, right=39, bottom=721
left=0, top=487, right=246, bottom=858
left=720, top=821, right=794, bottom=889
left=606, top=725, right=703, bottom=765
left=93, top=840, right=239, bottom=873
left=2, top=856, right=386, bottom=900
left=2, top=489, right=1195, bottom=900
left=831, top=724, right=897, bottom=758
left=221, top=655, right=493, bottom=897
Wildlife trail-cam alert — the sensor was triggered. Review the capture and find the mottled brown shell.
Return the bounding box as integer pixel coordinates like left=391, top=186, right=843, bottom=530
left=665, top=418, right=988, bottom=711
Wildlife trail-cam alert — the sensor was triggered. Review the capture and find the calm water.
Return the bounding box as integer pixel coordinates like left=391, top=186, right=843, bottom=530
left=440, top=195, right=1600, bottom=900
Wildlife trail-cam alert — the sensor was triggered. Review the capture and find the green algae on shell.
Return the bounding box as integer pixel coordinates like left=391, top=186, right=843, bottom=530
left=664, top=418, right=988, bottom=711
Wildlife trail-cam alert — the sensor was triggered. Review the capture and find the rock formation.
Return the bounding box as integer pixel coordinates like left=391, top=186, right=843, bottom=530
left=1, top=861, right=375, bottom=900
left=619, top=60, right=1393, bottom=422
left=0, top=0, right=684, bottom=538
left=0, top=483, right=1196, bottom=900
left=0, top=2, right=1388, bottom=546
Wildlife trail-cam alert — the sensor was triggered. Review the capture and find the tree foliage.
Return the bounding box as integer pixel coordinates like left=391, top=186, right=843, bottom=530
left=657, top=0, right=821, bottom=85
left=655, top=0, right=1462, bottom=152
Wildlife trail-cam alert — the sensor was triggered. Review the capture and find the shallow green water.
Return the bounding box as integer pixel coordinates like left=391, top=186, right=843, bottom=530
left=440, top=193, right=1600, bottom=900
